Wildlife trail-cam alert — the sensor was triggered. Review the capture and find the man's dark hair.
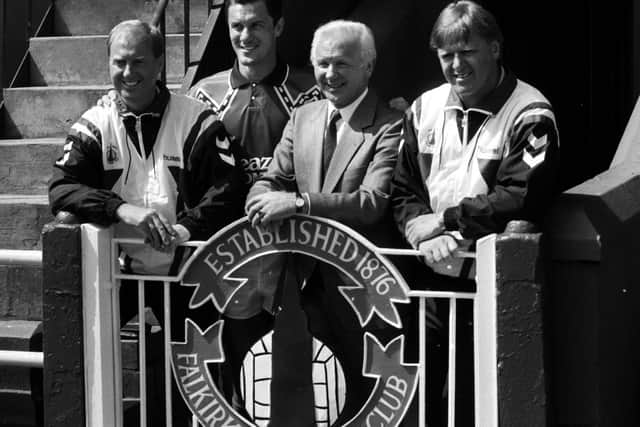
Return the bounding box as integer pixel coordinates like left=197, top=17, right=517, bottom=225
left=430, top=1, right=503, bottom=51
left=225, top=0, right=282, bottom=23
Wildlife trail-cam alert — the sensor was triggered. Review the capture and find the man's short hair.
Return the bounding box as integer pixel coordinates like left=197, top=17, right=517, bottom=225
left=107, top=20, right=164, bottom=58
left=310, top=20, right=377, bottom=67
left=430, top=1, right=503, bottom=51
left=225, top=0, right=283, bottom=23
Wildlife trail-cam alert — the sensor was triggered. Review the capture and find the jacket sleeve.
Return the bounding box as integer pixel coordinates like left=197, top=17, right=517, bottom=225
left=443, top=103, right=560, bottom=239
left=48, top=114, right=125, bottom=225
left=178, top=114, right=246, bottom=240
left=391, top=109, right=433, bottom=235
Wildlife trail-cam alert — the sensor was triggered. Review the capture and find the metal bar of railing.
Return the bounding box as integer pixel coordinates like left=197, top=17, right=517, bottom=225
left=151, top=0, right=169, bottom=84
left=378, top=247, right=475, bottom=258
left=0, top=350, right=43, bottom=367
left=447, top=299, right=457, bottom=427
left=418, top=297, right=427, bottom=427
left=184, top=0, right=190, bottom=74
left=138, top=280, right=148, bottom=427
left=163, top=281, right=173, bottom=427
left=0, top=249, right=42, bottom=266
left=0, top=249, right=44, bottom=368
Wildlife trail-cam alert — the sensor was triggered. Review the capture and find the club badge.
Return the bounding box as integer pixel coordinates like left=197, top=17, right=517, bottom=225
left=172, top=216, right=418, bottom=426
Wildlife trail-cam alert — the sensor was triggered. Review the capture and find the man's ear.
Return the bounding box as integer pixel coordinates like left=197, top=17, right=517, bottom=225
left=154, top=56, right=164, bottom=80
left=274, top=17, right=284, bottom=38
left=490, top=40, right=501, bottom=60
left=365, top=58, right=375, bottom=77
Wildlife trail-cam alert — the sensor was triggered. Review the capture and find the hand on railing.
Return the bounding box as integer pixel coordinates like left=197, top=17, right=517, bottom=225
left=405, top=213, right=446, bottom=248
left=418, top=234, right=460, bottom=264
left=115, top=204, right=177, bottom=251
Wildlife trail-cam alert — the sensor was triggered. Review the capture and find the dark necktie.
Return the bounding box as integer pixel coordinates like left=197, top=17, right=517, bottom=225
left=323, top=109, right=341, bottom=176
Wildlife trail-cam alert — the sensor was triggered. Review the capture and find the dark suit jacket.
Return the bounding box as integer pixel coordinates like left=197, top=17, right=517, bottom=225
left=247, top=89, right=403, bottom=247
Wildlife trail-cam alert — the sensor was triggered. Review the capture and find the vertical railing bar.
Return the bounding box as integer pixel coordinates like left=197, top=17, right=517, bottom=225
left=193, top=414, right=199, bottom=426
left=112, top=241, right=124, bottom=427
left=138, top=280, right=147, bottom=427
left=160, top=7, right=167, bottom=84
left=474, top=234, right=499, bottom=427
left=184, top=0, right=190, bottom=73
left=447, top=298, right=457, bottom=427
left=164, top=281, right=173, bottom=427
left=418, top=297, right=427, bottom=427
left=113, top=280, right=124, bottom=427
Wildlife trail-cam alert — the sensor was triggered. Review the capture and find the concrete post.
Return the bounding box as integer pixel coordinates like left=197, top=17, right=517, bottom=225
left=42, top=223, right=85, bottom=426
left=494, top=222, right=548, bottom=426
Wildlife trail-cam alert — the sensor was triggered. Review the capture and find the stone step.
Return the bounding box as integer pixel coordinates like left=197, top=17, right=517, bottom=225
left=0, top=139, right=64, bottom=195
left=0, top=195, right=51, bottom=250
left=1, top=84, right=180, bottom=138
left=30, top=34, right=199, bottom=86
left=0, top=263, right=43, bottom=320
left=0, top=320, right=43, bottom=427
left=53, top=0, right=209, bottom=36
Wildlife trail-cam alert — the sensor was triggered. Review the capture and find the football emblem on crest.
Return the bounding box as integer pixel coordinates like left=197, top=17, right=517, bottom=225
left=240, top=332, right=347, bottom=426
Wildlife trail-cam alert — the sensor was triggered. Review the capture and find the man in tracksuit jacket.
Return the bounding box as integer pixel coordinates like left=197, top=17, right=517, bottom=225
left=49, top=19, right=245, bottom=425
left=391, top=1, right=559, bottom=424
left=49, top=20, right=243, bottom=274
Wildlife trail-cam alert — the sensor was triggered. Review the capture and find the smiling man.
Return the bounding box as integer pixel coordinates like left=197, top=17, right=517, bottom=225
left=392, top=0, right=559, bottom=271
left=245, top=20, right=403, bottom=424
left=50, top=19, right=242, bottom=271
left=390, top=1, right=559, bottom=423
left=187, top=1, right=323, bottom=416
left=188, top=0, right=321, bottom=188
left=49, top=20, right=246, bottom=423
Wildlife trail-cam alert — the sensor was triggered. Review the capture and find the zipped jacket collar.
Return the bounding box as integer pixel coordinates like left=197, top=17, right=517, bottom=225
left=445, top=67, right=517, bottom=115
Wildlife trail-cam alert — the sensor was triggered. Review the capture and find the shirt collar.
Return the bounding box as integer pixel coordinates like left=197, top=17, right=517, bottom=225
left=116, top=81, right=169, bottom=118
left=445, top=67, right=517, bottom=114
left=327, top=87, right=369, bottom=124
left=229, top=57, right=288, bottom=88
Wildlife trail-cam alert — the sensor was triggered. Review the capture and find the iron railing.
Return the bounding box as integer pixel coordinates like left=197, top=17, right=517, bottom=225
left=0, top=249, right=44, bottom=368
left=78, top=218, right=500, bottom=427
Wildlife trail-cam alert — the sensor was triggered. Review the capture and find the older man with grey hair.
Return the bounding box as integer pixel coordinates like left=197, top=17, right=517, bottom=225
left=245, top=19, right=403, bottom=425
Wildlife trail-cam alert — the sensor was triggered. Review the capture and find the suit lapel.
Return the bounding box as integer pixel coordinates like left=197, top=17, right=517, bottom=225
left=322, top=91, right=378, bottom=192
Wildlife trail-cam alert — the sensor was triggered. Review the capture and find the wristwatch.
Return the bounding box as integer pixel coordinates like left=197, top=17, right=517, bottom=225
left=295, top=193, right=306, bottom=213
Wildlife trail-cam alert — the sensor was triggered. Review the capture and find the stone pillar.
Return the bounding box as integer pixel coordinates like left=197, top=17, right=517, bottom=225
left=494, top=223, right=548, bottom=426
left=42, top=223, right=85, bottom=426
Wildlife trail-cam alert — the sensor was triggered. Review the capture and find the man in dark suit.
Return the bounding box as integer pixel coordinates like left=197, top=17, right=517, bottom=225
left=245, top=19, right=403, bottom=425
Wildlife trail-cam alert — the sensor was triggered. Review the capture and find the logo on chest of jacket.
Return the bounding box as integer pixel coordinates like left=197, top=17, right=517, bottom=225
left=419, top=129, right=436, bottom=153
left=106, top=144, right=120, bottom=164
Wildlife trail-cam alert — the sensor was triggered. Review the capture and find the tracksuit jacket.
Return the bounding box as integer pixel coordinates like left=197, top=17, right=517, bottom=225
left=392, top=70, right=559, bottom=275
left=49, top=83, right=244, bottom=273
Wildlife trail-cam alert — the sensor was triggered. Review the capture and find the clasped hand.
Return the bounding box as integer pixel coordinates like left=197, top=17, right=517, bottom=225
left=245, top=191, right=296, bottom=228
left=405, top=213, right=445, bottom=248
left=418, top=234, right=459, bottom=264
left=116, top=204, right=188, bottom=251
